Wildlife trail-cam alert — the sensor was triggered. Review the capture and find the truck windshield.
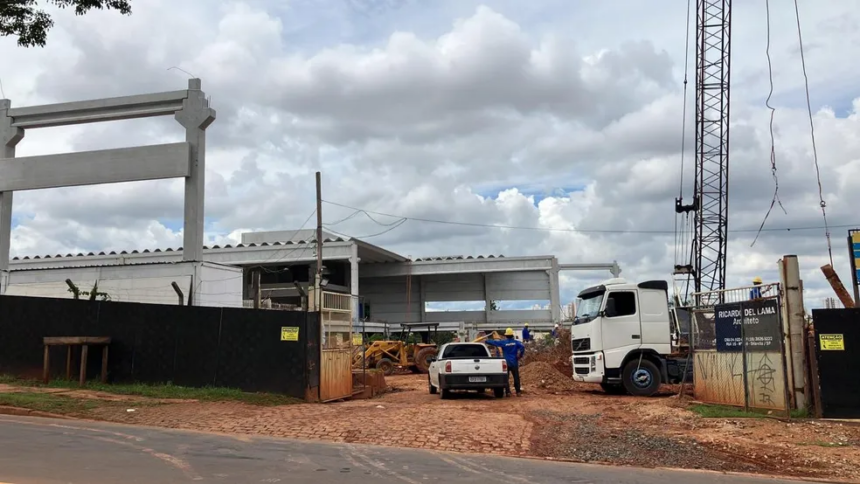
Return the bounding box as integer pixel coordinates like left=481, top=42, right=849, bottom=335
left=574, top=292, right=604, bottom=325
left=442, top=344, right=490, bottom=359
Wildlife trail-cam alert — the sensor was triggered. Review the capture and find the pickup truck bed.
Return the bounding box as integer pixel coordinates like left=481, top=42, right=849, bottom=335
left=428, top=343, right=508, bottom=399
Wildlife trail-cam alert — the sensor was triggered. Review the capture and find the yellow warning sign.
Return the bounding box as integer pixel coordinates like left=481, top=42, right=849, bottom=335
left=352, top=334, right=363, bottom=346
left=280, top=327, right=299, bottom=341
left=820, top=334, right=845, bottom=351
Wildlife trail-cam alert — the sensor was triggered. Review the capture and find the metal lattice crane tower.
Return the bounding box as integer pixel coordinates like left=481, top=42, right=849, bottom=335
left=676, top=0, right=732, bottom=305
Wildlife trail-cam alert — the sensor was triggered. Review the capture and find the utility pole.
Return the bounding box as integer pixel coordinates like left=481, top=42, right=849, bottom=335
left=253, top=268, right=262, bottom=309
left=315, top=171, right=323, bottom=312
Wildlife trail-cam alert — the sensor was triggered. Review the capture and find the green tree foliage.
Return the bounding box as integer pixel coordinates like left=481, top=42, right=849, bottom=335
left=1, top=0, right=131, bottom=47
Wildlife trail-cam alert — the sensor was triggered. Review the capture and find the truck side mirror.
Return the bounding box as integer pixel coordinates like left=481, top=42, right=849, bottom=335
left=604, top=298, right=617, bottom=318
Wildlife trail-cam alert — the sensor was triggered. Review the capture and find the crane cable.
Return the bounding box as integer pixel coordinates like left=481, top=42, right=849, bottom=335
left=792, top=0, right=834, bottom=267
left=751, top=0, right=788, bottom=247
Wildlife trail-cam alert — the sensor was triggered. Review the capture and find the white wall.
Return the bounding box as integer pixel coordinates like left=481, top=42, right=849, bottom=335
left=2, top=262, right=242, bottom=308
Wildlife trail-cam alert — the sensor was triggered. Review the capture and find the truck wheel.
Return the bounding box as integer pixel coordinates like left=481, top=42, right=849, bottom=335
left=376, top=358, right=395, bottom=376
left=600, top=383, right=627, bottom=395
left=414, top=347, right=438, bottom=373
left=622, top=359, right=662, bottom=397
left=428, top=376, right=437, bottom=394
left=493, top=388, right=505, bottom=398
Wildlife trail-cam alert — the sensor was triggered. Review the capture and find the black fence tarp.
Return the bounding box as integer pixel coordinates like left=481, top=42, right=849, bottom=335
left=0, top=295, right=320, bottom=399
left=812, top=308, right=860, bottom=418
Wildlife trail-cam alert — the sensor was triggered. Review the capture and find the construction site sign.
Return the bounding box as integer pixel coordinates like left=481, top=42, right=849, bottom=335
left=714, top=298, right=781, bottom=352
left=819, top=334, right=845, bottom=351
left=280, top=327, right=299, bottom=342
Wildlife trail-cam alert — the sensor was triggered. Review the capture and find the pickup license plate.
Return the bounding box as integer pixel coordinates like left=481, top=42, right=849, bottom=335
left=468, top=376, right=487, bottom=383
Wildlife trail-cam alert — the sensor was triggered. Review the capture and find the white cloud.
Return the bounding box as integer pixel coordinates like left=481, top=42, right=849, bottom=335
left=2, top=1, right=860, bottom=309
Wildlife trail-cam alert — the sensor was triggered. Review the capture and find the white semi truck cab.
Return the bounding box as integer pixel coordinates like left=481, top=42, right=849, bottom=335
left=570, top=278, right=692, bottom=396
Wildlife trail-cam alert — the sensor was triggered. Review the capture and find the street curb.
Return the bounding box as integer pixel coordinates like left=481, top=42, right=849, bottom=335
left=0, top=405, right=71, bottom=420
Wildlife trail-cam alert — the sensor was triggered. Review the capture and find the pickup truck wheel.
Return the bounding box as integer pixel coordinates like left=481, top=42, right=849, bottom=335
left=376, top=358, right=395, bottom=376
left=622, top=359, right=662, bottom=397
left=428, top=376, right=438, bottom=395
left=414, top=347, right=438, bottom=373
left=600, top=383, right=627, bottom=395
left=493, top=388, right=505, bottom=398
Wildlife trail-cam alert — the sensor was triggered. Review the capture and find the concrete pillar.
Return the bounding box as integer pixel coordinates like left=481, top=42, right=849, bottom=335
left=483, top=274, right=492, bottom=323
left=0, top=269, right=8, bottom=294
left=549, top=258, right=561, bottom=323
left=0, top=99, right=24, bottom=273
left=349, top=243, right=359, bottom=298
left=418, top=276, right=427, bottom=322
left=780, top=255, right=807, bottom=410
left=174, top=79, right=216, bottom=262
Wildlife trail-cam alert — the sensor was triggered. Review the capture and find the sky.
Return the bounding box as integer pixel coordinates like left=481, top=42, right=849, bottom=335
left=2, top=0, right=860, bottom=310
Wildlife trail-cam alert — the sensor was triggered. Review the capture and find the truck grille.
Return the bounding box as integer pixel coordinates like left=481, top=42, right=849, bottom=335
left=571, top=338, right=590, bottom=352
left=574, top=367, right=590, bottom=375
left=573, top=357, right=590, bottom=365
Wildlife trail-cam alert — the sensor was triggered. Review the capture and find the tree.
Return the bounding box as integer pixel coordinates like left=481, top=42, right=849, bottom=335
left=1, top=0, right=131, bottom=48
left=489, top=300, right=499, bottom=311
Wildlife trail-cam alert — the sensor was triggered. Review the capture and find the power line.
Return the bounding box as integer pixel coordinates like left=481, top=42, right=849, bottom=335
left=323, top=199, right=860, bottom=236
left=324, top=219, right=408, bottom=239
left=752, top=0, right=788, bottom=248
left=793, top=0, right=834, bottom=267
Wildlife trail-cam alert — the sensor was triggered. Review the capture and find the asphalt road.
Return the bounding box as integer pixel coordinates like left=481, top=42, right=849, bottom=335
left=0, top=416, right=813, bottom=484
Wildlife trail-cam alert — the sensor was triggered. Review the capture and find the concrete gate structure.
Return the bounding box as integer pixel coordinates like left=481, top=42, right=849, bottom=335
left=0, top=79, right=216, bottom=280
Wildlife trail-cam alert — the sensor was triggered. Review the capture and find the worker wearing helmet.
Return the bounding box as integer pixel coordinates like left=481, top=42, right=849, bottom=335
left=484, top=328, right=526, bottom=397
left=750, top=276, right=771, bottom=299
left=551, top=323, right=560, bottom=338
left=521, top=322, right=531, bottom=342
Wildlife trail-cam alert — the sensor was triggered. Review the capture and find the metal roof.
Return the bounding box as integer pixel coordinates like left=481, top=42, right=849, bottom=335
left=10, top=238, right=504, bottom=265
left=10, top=237, right=348, bottom=262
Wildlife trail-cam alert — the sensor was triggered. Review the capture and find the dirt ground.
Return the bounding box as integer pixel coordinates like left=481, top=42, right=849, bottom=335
left=2, top=368, right=859, bottom=482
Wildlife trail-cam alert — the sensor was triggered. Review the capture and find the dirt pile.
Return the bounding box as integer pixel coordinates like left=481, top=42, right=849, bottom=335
left=521, top=329, right=572, bottom=375
left=520, top=361, right=583, bottom=393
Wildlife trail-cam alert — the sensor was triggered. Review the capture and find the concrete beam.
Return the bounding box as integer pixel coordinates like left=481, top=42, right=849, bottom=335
left=558, top=262, right=622, bottom=277
left=0, top=143, right=191, bottom=192
left=360, top=256, right=555, bottom=278
left=8, top=90, right=188, bottom=129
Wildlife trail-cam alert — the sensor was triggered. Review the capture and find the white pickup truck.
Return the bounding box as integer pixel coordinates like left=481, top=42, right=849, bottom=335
left=428, top=342, right=508, bottom=399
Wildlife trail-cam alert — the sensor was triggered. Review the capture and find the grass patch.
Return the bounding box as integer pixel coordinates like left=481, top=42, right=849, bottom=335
left=0, top=392, right=103, bottom=414
left=691, top=404, right=808, bottom=419
left=40, top=380, right=299, bottom=406
left=0, top=374, right=301, bottom=406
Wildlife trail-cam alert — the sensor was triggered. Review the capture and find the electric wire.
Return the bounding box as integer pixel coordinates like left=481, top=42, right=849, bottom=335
left=752, top=0, right=788, bottom=248
left=323, top=199, right=857, bottom=236
left=324, top=218, right=408, bottom=239
left=793, top=0, right=835, bottom=267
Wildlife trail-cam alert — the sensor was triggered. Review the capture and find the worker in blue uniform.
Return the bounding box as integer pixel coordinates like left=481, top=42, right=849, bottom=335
left=521, top=323, right=531, bottom=342
left=484, top=328, right=526, bottom=397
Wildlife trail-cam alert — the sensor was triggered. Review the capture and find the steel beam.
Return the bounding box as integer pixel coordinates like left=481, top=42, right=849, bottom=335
left=8, top=90, right=188, bottom=129
left=0, top=143, right=190, bottom=192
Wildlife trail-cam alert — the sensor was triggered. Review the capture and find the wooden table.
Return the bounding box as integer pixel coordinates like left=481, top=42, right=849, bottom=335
left=42, top=337, right=111, bottom=386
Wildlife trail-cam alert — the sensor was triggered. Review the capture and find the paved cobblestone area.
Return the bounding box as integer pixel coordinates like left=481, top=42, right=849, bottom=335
left=88, top=376, right=533, bottom=456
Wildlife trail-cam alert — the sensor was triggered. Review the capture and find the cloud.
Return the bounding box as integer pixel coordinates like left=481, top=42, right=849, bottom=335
left=2, top=1, right=860, bottom=310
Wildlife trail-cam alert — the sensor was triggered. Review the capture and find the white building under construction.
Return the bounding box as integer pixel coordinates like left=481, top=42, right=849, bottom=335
left=1, top=229, right=620, bottom=330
